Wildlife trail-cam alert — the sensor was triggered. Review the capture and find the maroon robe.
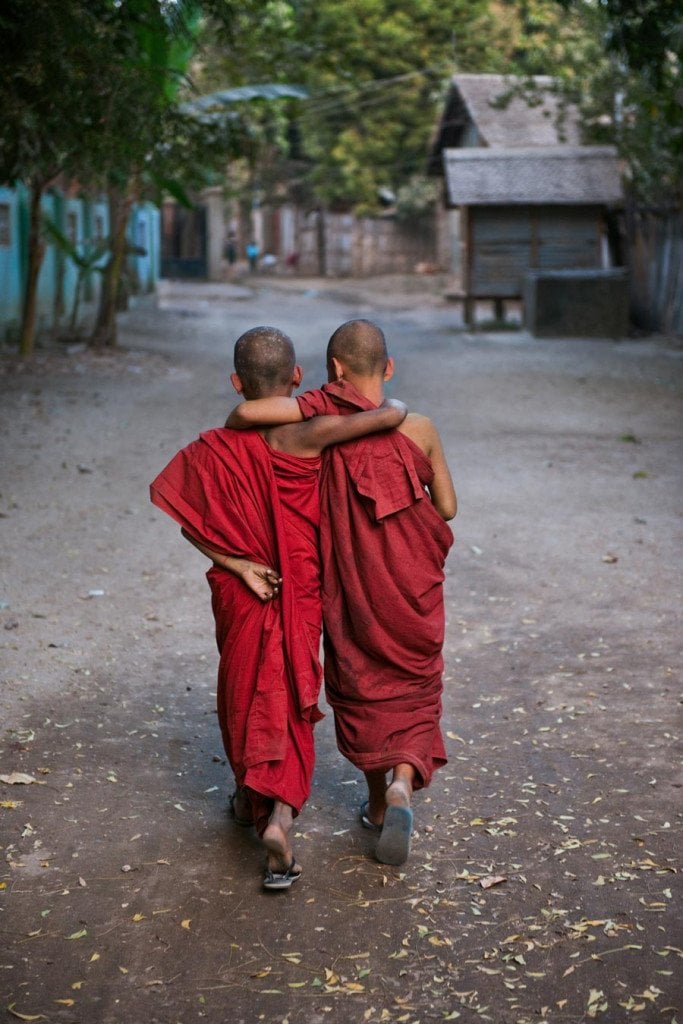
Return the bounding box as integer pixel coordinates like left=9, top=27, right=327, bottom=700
left=150, top=429, right=323, bottom=834
left=296, top=382, right=453, bottom=788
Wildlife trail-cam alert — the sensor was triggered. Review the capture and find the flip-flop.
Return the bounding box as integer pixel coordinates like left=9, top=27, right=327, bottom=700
left=375, top=805, right=413, bottom=866
left=263, top=859, right=302, bottom=892
left=228, top=791, right=254, bottom=828
left=360, top=801, right=381, bottom=832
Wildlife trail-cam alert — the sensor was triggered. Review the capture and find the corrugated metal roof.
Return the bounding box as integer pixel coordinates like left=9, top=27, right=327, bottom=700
left=442, top=146, right=623, bottom=206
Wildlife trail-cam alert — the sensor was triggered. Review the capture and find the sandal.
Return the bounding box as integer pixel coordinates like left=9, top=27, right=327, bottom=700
left=375, top=805, right=413, bottom=866
left=360, top=801, right=381, bottom=832
left=263, top=859, right=302, bottom=891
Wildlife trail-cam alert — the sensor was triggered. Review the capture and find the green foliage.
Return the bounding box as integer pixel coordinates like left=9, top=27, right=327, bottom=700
left=294, top=0, right=496, bottom=211
left=550, top=0, right=683, bottom=204
left=42, top=216, right=109, bottom=334
left=394, top=176, right=441, bottom=221
left=194, top=0, right=499, bottom=213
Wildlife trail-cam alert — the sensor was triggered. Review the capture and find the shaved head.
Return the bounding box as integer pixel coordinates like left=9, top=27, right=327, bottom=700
left=233, top=326, right=296, bottom=398
left=327, top=319, right=388, bottom=377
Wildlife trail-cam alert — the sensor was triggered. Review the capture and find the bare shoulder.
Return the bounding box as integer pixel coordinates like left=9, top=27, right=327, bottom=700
left=397, top=411, right=438, bottom=456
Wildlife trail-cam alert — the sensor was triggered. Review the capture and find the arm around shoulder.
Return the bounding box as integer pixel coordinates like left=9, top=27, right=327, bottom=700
left=225, top=396, right=303, bottom=429
left=298, top=398, right=408, bottom=454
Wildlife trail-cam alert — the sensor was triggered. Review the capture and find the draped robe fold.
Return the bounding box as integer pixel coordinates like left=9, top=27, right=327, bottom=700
left=296, top=382, right=453, bottom=788
left=149, top=429, right=323, bottom=834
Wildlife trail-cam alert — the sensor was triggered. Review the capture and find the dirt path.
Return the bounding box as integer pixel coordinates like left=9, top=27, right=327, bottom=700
left=1, top=280, right=681, bottom=1024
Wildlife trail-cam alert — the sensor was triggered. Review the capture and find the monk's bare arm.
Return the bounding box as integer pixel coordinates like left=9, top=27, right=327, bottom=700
left=226, top=394, right=408, bottom=457
left=425, top=429, right=457, bottom=520
left=398, top=414, right=457, bottom=520
left=226, top=396, right=302, bottom=428
left=181, top=528, right=281, bottom=601
left=284, top=399, right=407, bottom=456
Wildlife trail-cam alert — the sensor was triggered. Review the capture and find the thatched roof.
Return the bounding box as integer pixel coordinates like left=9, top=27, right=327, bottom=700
left=442, top=146, right=623, bottom=206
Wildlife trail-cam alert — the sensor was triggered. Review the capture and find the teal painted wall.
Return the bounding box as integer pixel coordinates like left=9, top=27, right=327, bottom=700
left=128, top=203, right=160, bottom=294
left=0, top=187, right=23, bottom=339
left=1, top=185, right=160, bottom=344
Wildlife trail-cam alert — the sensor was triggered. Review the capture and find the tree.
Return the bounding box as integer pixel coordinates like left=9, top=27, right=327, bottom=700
left=551, top=0, right=683, bottom=203
left=83, top=0, right=206, bottom=347
left=0, top=0, right=236, bottom=353
left=0, top=0, right=117, bottom=355
left=194, top=0, right=504, bottom=215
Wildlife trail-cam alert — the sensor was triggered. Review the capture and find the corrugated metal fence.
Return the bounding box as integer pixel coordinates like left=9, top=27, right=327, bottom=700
left=624, top=205, right=683, bottom=335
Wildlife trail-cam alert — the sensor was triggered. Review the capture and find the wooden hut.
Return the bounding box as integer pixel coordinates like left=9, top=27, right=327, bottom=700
left=429, top=75, right=624, bottom=325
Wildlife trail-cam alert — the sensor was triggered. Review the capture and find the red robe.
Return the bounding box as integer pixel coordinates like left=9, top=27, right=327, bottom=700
left=296, top=382, right=453, bottom=788
left=149, top=429, right=323, bottom=834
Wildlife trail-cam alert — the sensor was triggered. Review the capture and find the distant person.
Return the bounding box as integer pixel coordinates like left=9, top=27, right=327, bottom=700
left=246, top=239, right=259, bottom=272
left=150, top=327, right=407, bottom=890
left=227, top=319, right=456, bottom=866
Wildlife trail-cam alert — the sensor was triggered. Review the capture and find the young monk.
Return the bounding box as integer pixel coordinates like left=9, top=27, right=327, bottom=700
left=150, top=326, right=406, bottom=889
left=226, top=319, right=456, bottom=866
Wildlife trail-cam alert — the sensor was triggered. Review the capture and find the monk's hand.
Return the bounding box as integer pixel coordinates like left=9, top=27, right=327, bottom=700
left=239, top=562, right=282, bottom=602
left=381, top=398, right=408, bottom=422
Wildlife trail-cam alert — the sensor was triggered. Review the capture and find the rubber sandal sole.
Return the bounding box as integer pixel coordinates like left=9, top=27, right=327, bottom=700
left=375, top=805, right=413, bottom=866
left=263, top=858, right=301, bottom=891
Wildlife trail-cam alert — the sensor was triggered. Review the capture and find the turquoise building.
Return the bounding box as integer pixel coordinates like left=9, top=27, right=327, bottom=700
left=0, top=184, right=160, bottom=345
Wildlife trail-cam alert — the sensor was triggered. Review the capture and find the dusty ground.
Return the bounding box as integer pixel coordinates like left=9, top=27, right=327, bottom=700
left=1, top=276, right=681, bottom=1024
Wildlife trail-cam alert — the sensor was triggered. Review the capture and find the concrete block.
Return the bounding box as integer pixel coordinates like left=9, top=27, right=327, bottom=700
left=525, top=268, right=629, bottom=338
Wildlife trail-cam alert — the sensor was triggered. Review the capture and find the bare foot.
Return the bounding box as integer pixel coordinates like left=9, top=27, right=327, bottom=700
left=385, top=778, right=411, bottom=809
left=375, top=764, right=415, bottom=866
left=385, top=763, right=415, bottom=810
left=262, top=801, right=301, bottom=876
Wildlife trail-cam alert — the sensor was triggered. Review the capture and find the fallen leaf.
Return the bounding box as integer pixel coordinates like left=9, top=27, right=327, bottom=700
left=587, top=989, right=608, bottom=1018
left=66, top=929, right=87, bottom=940
left=0, top=773, right=42, bottom=786
left=6, top=1006, right=47, bottom=1022
left=479, top=875, right=506, bottom=889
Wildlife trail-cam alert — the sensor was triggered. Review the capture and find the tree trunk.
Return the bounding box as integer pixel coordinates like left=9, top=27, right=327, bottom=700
left=19, top=182, right=46, bottom=358
left=69, top=271, right=84, bottom=336
left=91, top=184, right=134, bottom=348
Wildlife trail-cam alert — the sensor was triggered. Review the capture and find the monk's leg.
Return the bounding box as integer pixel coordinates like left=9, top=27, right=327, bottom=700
left=262, top=800, right=301, bottom=876
left=375, top=763, right=416, bottom=866
left=363, top=769, right=388, bottom=827
left=385, top=763, right=415, bottom=810
left=230, top=784, right=254, bottom=825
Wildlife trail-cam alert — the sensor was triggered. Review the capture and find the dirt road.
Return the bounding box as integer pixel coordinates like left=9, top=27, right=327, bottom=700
left=1, top=278, right=681, bottom=1024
